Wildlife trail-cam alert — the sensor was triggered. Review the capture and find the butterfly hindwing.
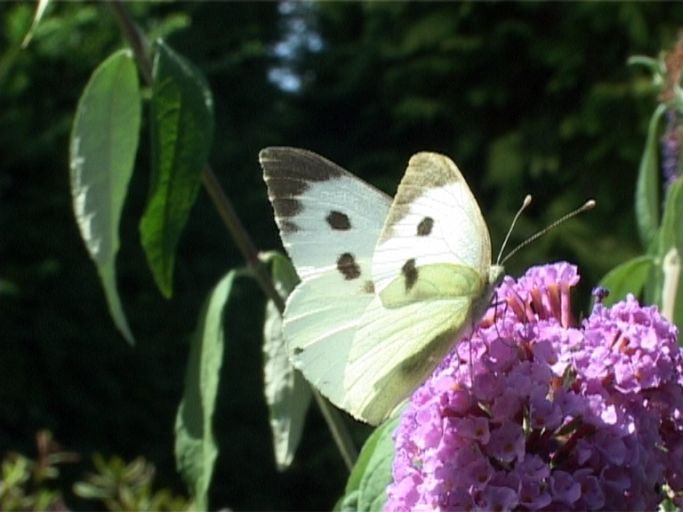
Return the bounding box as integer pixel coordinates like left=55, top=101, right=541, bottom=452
left=282, top=272, right=375, bottom=403
left=372, top=152, right=492, bottom=307
left=344, top=295, right=474, bottom=425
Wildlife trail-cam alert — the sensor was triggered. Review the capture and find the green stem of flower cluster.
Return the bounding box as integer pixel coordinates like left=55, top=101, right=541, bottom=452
left=108, top=0, right=357, bottom=472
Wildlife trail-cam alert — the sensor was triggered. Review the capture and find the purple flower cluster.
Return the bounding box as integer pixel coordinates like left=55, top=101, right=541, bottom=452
left=386, top=262, right=683, bottom=511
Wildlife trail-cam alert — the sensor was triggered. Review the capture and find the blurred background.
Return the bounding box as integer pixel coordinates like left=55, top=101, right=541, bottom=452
left=1, top=2, right=683, bottom=510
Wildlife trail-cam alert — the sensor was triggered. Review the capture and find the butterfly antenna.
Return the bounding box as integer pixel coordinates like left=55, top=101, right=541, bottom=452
left=500, top=199, right=596, bottom=265
left=495, top=195, right=533, bottom=265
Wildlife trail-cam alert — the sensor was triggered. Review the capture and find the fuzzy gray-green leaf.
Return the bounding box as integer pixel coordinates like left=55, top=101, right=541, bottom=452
left=175, top=270, right=235, bottom=510
left=69, top=49, right=141, bottom=344
left=261, top=251, right=311, bottom=470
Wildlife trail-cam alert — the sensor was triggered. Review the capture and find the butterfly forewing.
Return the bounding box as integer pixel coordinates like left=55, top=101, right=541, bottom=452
left=261, top=147, right=391, bottom=282
left=372, top=152, right=492, bottom=307
left=260, top=147, right=392, bottom=415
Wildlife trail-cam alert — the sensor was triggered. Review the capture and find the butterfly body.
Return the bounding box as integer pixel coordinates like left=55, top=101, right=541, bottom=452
left=261, top=147, right=502, bottom=425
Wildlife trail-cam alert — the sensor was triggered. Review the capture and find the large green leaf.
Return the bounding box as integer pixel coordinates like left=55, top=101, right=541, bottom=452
left=140, top=39, right=214, bottom=298
left=339, top=414, right=400, bottom=512
left=260, top=251, right=312, bottom=471
left=69, top=50, right=141, bottom=344
left=635, top=104, right=666, bottom=248
left=175, top=270, right=236, bottom=511
left=599, top=255, right=654, bottom=307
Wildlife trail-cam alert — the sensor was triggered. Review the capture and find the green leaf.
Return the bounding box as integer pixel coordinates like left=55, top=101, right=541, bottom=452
left=635, top=104, right=666, bottom=248
left=140, top=39, right=214, bottom=298
left=659, top=179, right=683, bottom=255
left=627, top=55, right=664, bottom=77
left=73, top=482, right=110, bottom=500
left=260, top=252, right=311, bottom=471
left=658, top=179, right=683, bottom=325
left=69, top=50, right=141, bottom=344
left=340, top=415, right=400, bottom=512
left=21, top=0, right=50, bottom=48
left=598, top=255, right=654, bottom=306
left=175, top=270, right=235, bottom=510
left=336, top=490, right=359, bottom=512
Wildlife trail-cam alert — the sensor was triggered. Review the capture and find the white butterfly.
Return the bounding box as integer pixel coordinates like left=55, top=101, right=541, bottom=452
left=260, top=147, right=504, bottom=425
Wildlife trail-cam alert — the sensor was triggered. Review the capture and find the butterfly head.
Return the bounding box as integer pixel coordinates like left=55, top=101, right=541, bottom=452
left=488, top=264, right=505, bottom=289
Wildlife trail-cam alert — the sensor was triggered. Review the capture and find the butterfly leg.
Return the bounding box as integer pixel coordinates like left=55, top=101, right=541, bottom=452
left=488, top=291, right=506, bottom=342
left=467, top=328, right=474, bottom=385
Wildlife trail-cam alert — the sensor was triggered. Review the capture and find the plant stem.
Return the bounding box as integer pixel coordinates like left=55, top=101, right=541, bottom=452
left=109, top=1, right=152, bottom=85
left=312, top=391, right=357, bottom=471
left=200, top=168, right=285, bottom=313
left=108, top=0, right=358, bottom=470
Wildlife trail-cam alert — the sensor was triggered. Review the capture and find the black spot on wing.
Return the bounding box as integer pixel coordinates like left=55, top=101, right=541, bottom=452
left=326, top=210, right=351, bottom=230
left=363, top=280, right=375, bottom=294
left=293, top=346, right=304, bottom=355
left=402, top=258, right=418, bottom=291
left=337, top=253, right=361, bottom=280
left=417, top=216, right=434, bottom=236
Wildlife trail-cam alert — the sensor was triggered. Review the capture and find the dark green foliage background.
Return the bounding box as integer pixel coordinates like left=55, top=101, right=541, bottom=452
left=1, top=2, right=682, bottom=510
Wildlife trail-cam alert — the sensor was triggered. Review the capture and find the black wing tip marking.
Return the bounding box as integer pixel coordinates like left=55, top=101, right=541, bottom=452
left=260, top=147, right=345, bottom=183
left=266, top=176, right=309, bottom=200
left=271, top=197, right=302, bottom=218
left=278, top=219, right=299, bottom=234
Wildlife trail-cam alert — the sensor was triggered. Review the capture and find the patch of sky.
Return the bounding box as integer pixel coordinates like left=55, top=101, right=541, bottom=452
left=268, top=1, right=322, bottom=93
